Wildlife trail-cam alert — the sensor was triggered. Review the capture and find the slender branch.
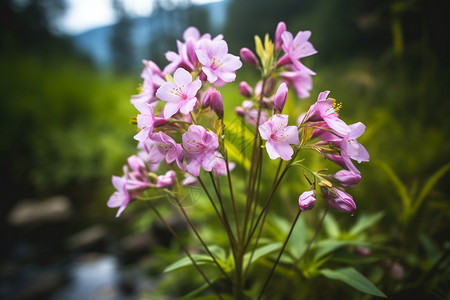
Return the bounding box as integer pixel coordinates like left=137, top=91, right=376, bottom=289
left=257, top=210, right=302, bottom=300
left=291, top=206, right=329, bottom=268
left=176, top=200, right=232, bottom=283
left=267, top=207, right=329, bottom=299
left=197, top=176, right=224, bottom=225
left=209, top=172, right=238, bottom=247
left=224, top=150, right=241, bottom=244
left=244, top=162, right=291, bottom=249
left=147, top=201, right=224, bottom=300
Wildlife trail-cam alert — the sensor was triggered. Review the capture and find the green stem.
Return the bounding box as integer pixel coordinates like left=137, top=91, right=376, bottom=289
left=147, top=201, right=224, bottom=300
left=176, top=199, right=233, bottom=283
left=257, top=210, right=302, bottom=300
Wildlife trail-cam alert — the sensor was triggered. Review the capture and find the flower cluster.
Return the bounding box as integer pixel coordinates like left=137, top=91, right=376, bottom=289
left=109, top=27, right=241, bottom=217
left=107, top=21, right=372, bottom=300
left=109, top=22, right=369, bottom=217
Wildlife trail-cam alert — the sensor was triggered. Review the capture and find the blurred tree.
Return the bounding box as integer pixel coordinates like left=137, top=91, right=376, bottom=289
left=111, top=0, right=134, bottom=73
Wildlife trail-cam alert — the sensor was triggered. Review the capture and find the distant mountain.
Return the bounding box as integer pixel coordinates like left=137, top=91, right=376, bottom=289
left=70, top=0, right=230, bottom=71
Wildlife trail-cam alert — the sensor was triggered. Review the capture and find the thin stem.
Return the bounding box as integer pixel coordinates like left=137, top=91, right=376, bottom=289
left=147, top=201, right=224, bottom=300
left=209, top=172, right=237, bottom=247
left=268, top=207, right=329, bottom=299
left=243, top=139, right=262, bottom=242
left=197, top=176, right=225, bottom=225
left=257, top=210, right=302, bottom=300
left=245, top=161, right=291, bottom=249
left=292, top=207, right=329, bottom=268
left=224, top=150, right=241, bottom=244
left=176, top=199, right=233, bottom=283
left=189, top=111, right=198, bottom=125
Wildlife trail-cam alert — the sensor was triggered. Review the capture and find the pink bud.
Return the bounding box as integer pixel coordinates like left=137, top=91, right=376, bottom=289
left=322, top=187, right=356, bottom=213
left=156, top=170, right=176, bottom=188
left=274, top=82, right=288, bottom=113
left=203, top=88, right=224, bottom=118
left=334, top=170, right=361, bottom=187
left=275, top=21, right=286, bottom=51
left=186, top=39, right=198, bottom=66
left=127, top=155, right=146, bottom=173
left=298, top=190, right=316, bottom=211
left=354, top=246, right=371, bottom=257
left=239, top=81, right=253, bottom=97
left=235, top=106, right=245, bottom=117
left=264, top=76, right=276, bottom=96
left=240, top=47, right=259, bottom=66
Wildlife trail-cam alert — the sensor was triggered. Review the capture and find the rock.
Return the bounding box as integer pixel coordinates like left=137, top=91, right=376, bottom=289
left=66, top=225, right=108, bottom=252
left=118, top=232, right=156, bottom=264
left=8, top=196, right=72, bottom=226
left=13, top=270, right=68, bottom=300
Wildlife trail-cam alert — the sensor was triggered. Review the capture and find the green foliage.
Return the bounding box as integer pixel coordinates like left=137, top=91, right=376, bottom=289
left=0, top=51, right=137, bottom=199
left=320, top=267, right=387, bottom=298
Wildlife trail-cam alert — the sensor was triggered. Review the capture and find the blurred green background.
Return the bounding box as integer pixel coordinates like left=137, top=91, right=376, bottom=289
left=1, top=0, right=449, bottom=299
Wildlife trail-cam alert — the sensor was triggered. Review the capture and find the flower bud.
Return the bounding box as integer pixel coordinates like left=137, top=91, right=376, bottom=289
left=275, top=21, right=286, bottom=51
left=156, top=170, right=176, bottom=188
left=354, top=246, right=371, bottom=257
left=186, top=39, right=198, bottom=65
left=239, top=81, right=253, bottom=97
left=322, top=187, right=356, bottom=213
left=274, top=82, right=288, bottom=114
left=240, top=47, right=259, bottom=66
left=127, top=155, right=146, bottom=173
left=298, top=190, right=316, bottom=211
left=203, top=88, right=223, bottom=119
left=334, top=170, right=361, bottom=187
left=264, top=76, right=276, bottom=96
left=235, top=106, right=245, bottom=117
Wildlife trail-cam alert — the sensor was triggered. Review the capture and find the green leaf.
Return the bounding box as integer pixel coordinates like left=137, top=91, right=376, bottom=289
left=179, top=277, right=226, bottom=300
left=320, top=267, right=387, bottom=298
left=412, top=163, right=450, bottom=215
left=323, top=213, right=341, bottom=238
left=348, top=212, right=384, bottom=236
left=378, top=161, right=411, bottom=209
left=164, top=254, right=214, bottom=273
left=314, top=240, right=374, bottom=259
left=244, top=242, right=282, bottom=267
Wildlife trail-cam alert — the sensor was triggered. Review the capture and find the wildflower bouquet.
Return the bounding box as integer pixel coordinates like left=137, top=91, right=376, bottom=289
left=108, top=22, right=384, bottom=299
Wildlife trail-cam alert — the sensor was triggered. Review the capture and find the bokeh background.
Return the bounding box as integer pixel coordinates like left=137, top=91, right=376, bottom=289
left=1, top=0, right=449, bottom=299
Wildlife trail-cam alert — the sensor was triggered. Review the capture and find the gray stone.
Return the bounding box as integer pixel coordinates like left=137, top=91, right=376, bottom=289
left=8, top=196, right=72, bottom=226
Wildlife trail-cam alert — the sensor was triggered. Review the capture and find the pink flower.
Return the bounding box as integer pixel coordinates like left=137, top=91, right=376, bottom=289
left=156, top=68, right=202, bottom=118
left=156, top=170, right=177, bottom=188
left=144, top=132, right=184, bottom=170
left=196, top=39, right=242, bottom=84
left=340, top=122, right=370, bottom=163
left=259, top=114, right=300, bottom=160
left=279, top=30, right=317, bottom=74
left=240, top=47, right=259, bottom=66
left=107, top=176, right=131, bottom=218
left=322, top=187, right=356, bottom=213
left=182, top=125, right=220, bottom=176
left=131, top=60, right=165, bottom=105
left=298, top=190, right=316, bottom=211
left=182, top=173, right=198, bottom=186
left=280, top=68, right=313, bottom=99
left=236, top=100, right=268, bottom=126
left=334, top=170, right=361, bottom=187
left=212, top=154, right=235, bottom=175
left=202, top=87, right=224, bottom=118
left=124, top=156, right=151, bottom=191
left=239, top=81, right=253, bottom=97
left=305, top=91, right=350, bottom=136
left=134, top=102, right=157, bottom=142
left=275, top=21, right=287, bottom=52
left=273, top=82, right=288, bottom=114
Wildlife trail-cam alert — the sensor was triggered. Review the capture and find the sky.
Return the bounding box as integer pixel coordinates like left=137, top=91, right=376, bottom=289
left=57, top=0, right=223, bottom=35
